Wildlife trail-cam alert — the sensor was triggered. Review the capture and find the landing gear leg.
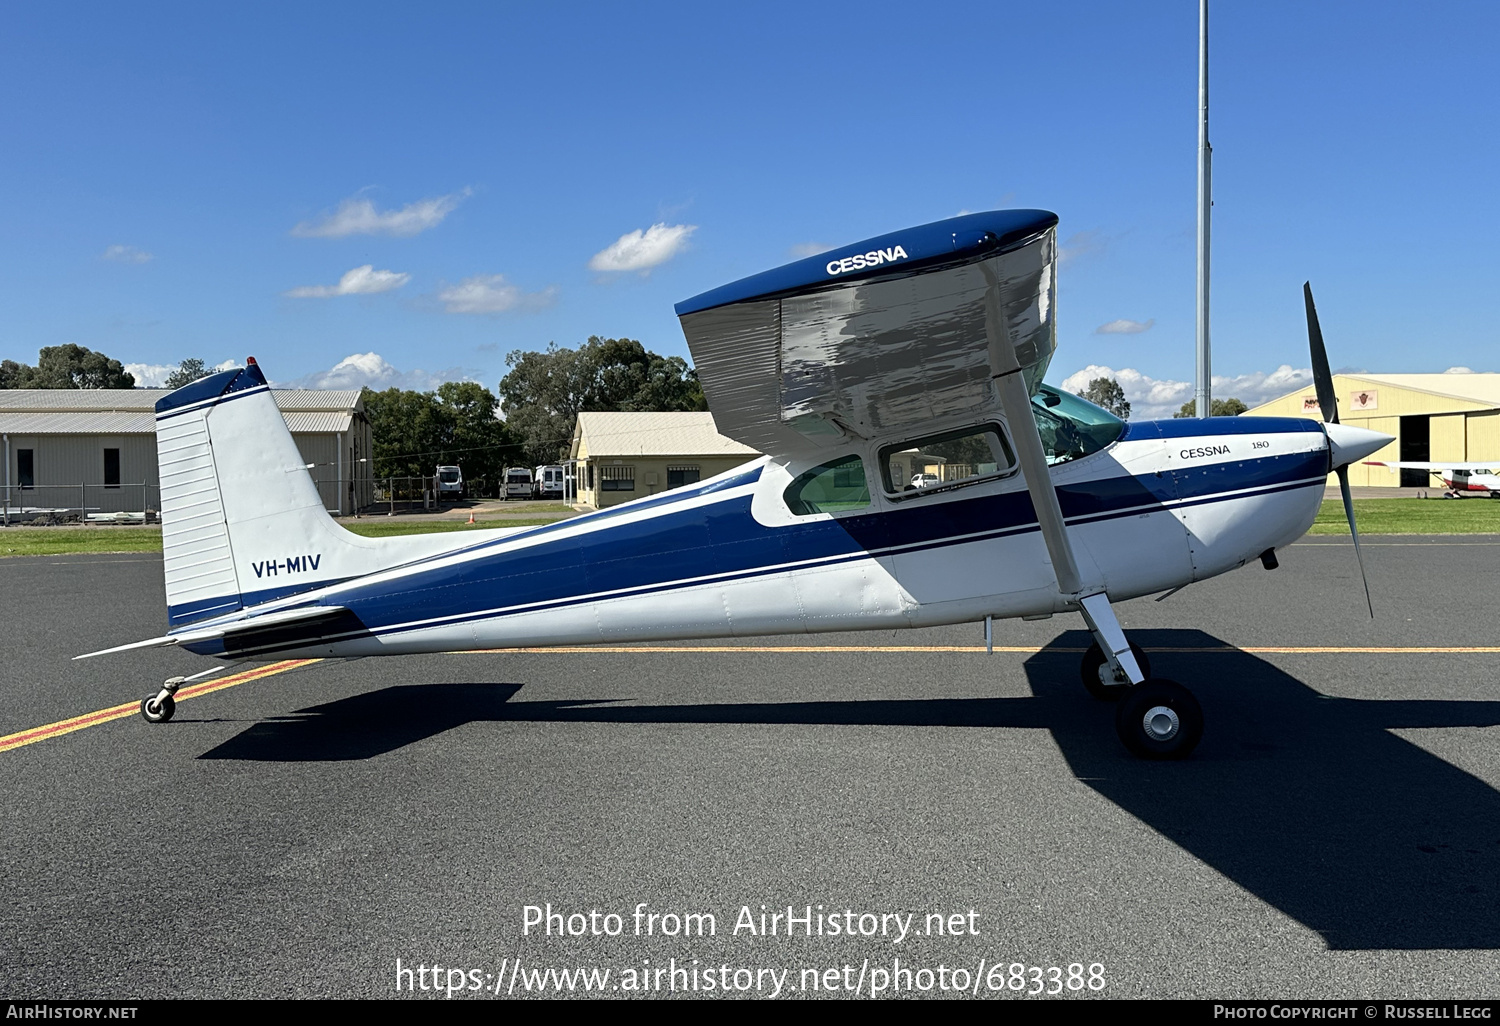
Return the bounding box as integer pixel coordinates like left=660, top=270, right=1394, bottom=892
left=140, top=676, right=185, bottom=724
left=1081, top=641, right=1152, bottom=701
left=1077, top=592, right=1146, bottom=693
left=1076, top=592, right=1205, bottom=758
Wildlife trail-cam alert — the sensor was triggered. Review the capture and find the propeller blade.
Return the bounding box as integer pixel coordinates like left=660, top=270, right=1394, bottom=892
left=1337, top=465, right=1374, bottom=618
left=1304, top=282, right=1339, bottom=425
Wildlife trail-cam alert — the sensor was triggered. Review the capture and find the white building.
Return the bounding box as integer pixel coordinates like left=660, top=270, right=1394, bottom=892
left=0, top=388, right=373, bottom=518
left=569, top=411, right=761, bottom=509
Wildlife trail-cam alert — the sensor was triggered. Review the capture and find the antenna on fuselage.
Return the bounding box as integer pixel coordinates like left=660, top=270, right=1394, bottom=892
left=1195, top=0, right=1213, bottom=418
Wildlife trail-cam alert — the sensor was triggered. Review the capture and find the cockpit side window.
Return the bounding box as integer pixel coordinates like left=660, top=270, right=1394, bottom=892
left=1030, top=385, right=1126, bottom=466
left=783, top=454, right=870, bottom=516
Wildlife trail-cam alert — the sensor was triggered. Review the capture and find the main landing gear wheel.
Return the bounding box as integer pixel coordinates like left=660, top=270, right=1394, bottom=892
left=1080, top=642, right=1152, bottom=701
left=139, top=676, right=185, bottom=724
left=1115, top=679, right=1203, bottom=760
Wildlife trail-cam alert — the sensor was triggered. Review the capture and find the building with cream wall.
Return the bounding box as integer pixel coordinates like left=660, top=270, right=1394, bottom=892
left=1246, top=373, right=1500, bottom=487
left=569, top=411, right=761, bottom=509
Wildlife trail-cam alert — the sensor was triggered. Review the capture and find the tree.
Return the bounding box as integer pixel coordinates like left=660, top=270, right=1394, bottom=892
left=1174, top=397, right=1248, bottom=418
left=0, top=344, right=134, bottom=389
left=361, top=382, right=518, bottom=489
left=498, top=336, right=707, bottom=465
left=1080, top=377, right=1131, bottom=419
left=164, top=358, right=212, bottom=390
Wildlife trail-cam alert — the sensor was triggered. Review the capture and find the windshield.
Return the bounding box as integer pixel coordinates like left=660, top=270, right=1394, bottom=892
left=439, top=471, right=459, bottom=483
left=1030, top=385, right=1126, bottom=465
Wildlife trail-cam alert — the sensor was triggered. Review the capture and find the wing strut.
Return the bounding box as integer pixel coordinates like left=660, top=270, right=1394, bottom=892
left=982, top=269, right=1144, bottom=686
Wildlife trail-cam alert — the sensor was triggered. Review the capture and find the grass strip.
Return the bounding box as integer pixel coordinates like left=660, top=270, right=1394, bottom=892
left=1308, top=497, right=1500, bottom=535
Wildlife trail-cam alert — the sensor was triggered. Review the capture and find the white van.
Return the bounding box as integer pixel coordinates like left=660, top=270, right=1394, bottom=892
left=436, top=465, right=464, bottom=500
left=503, top=467, right=533, bottom=500
left=533, top=464, right=564, bottom=499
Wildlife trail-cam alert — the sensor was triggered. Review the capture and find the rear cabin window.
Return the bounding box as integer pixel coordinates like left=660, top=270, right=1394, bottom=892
left=880, top=424, right=1015, bottom=498
left=784, top=454, right=870, bottom=516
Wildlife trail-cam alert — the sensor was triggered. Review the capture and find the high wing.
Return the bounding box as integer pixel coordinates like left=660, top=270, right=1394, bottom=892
left=676, top=210, right=1059, bottom=459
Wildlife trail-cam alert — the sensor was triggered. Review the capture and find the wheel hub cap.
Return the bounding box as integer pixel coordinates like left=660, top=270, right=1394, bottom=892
left=1142, top=705, right=1180, bottom=741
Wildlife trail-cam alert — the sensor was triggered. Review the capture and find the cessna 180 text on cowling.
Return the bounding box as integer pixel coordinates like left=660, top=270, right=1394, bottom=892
left=79, top=210, right=1390, bottom=758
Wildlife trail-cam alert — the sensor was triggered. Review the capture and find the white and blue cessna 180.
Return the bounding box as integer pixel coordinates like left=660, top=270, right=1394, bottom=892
left=81, top=210, right=1390, bottom=759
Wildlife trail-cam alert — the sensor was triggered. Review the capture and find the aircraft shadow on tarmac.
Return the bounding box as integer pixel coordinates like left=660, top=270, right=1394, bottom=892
left=200, top=628, right=1500, bottom=951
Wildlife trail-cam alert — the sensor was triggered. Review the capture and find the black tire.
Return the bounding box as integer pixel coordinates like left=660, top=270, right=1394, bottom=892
left=140, top=694, right=176, bottom=724
left=1081, top=642, right=1152, bottom=701
left=1114, top=680, right=1202, bottom=760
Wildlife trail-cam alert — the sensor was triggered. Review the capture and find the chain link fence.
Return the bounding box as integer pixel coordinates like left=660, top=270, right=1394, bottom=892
left=1, top=483, right=161, bottom=525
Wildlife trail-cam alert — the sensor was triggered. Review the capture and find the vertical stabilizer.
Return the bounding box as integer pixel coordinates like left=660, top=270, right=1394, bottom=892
left=155, top=361, right=497, bottom=629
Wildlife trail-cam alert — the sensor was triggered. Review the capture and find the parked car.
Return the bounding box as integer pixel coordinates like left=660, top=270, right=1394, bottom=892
left=910, top=472, right=939, bottom=489
left=436, top=465, right=464, bottom=500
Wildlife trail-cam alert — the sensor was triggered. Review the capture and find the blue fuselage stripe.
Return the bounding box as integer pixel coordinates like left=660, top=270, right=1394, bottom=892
left=307, top=447, right=1326, bottom=642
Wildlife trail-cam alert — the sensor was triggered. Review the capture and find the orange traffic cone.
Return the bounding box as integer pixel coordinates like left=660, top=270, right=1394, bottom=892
left=467, top=512, right=475, bottom=524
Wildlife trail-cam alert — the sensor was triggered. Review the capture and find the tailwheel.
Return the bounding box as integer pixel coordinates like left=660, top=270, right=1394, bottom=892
left=1114, top=679, right=1203, bottom=760
left=1080, top=642, right=1152, bottom=701
left=140, top=695, right=176, bottom=723
left=139, top=676, right=185, bottom=724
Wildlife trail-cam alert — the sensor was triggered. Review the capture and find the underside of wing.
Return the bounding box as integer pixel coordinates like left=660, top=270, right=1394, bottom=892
left=675, top=210, right=1060, bottom=458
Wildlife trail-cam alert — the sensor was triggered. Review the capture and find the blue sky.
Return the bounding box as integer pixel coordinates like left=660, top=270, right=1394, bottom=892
left=2, top=1, right=1496, bottom=417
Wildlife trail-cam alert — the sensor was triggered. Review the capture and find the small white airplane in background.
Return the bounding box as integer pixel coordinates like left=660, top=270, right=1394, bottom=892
left=78, top=210, right=1391, bottom=759
left=1363, top=461, right=1500, bottom=498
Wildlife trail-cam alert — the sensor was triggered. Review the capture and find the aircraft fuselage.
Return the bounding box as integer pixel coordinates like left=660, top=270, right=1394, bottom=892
left=182, top=416, right=1329, bottom=661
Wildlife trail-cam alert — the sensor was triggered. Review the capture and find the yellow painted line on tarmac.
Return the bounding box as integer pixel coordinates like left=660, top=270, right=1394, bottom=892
left=0, top=659, right=320, bottom=755
left=464, top=645, right=1500, bottom=655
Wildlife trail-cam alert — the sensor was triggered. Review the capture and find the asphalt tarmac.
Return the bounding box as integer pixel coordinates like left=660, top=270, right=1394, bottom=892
left=2, top=538, right=1498, bottom=1000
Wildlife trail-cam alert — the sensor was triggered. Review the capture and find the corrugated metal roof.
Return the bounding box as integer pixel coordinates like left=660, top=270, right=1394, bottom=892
left=0, top=388, right=363, bottom=413
left=282, top=412, right=354, bottom=433
left=0, top=411, right=155, bottom=433
left=0, top=409, right=352, bottom=434
left=572, top=411, right=762, bottom=458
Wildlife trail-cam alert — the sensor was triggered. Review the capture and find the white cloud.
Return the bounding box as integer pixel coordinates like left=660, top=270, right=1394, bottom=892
left=1095, top=318, right=1155, bottom=335
left=1057, top=230, right=1105, bottom=268
left=1444, top=366, right=1475, bottom=374
left=103, top=244, right=152, bottom=263
left=125, top=358, right=237, bottom=387
left=291, top=189, right=471, bottom=238
left=282, top=352, right=482, bottom=392
left=285, top=265, right=411, bottom=298
left=1059, top=364, right=1313, bottom=420
left=789, top=242, right=831, bottom=259
left=589, top=223, right=696, bottom=273
left=437, top=274, right=558, bottom=315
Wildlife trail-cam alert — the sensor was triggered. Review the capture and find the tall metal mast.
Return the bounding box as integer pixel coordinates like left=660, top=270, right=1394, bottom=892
left=1195, top=0, right=1213, bottom=418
